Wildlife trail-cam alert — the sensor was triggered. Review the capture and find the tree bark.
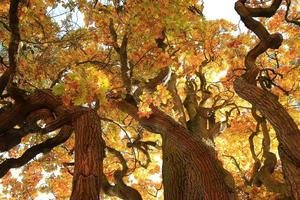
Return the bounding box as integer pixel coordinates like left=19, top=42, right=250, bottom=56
left=234, top=78, right=300, bottom=198
left=71, top=109, right=105, bottom=200
left=117, top=98, right=235, bottom=200
left=162, top=125, right=234, bottom=200
left=233, top=0, right=300, bottom=198
left=162, top=136, right=205, bottom=199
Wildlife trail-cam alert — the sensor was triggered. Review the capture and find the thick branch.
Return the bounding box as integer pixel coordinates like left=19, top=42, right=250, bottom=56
left=0, top=109, right=54, bottom=152
left=102, top=147, right=143, bottom=200
left=0, top=0, right=21, bottom=95
left=246, top=0, right=282, bottom=17
left=235, top=0, right=283, bottom=83
left=0, top=90, right=63, bottom=133
left=0, top=126, right=73, bottom=178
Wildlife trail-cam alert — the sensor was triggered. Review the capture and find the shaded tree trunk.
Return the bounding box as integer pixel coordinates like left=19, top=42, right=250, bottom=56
left=163, top=87, right=231, bottom=199
left=234, top=79, right=300, bottom=198
left=71, top=109, right=105, bottom=200
left=162, top=136, right=205, bottom=199
left=233, top=0, right=300, bottom=198
left=162, top=129, right=235, bottom=200
left=117, top=98, right=235, bottom=200
left=162, top=125, right=234, bottom=200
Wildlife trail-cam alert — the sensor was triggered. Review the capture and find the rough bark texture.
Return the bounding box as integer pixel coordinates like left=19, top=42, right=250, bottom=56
left=162, top=69, right=231, bottom=199
left=234, top=0, right=300, bottom=198
left=234, top=79, right=300, bottom=198
left=71, top=110, right=105, bottom=200
left=117, top=98, right=235, bottom=200
left=279, top=147, right=300, bottom=199
left=162, top=136, right=205, bottom=199
left=234, top=79, right=300, bottom=159
left=162, top=120, right=226, bottom=200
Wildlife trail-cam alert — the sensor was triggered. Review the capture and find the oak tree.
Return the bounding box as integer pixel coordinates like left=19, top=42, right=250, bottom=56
left=0, top=0, right=299, bottom=199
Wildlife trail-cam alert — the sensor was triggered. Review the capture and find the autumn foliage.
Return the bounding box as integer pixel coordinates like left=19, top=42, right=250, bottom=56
left=0, top=0, right=300, bottom=199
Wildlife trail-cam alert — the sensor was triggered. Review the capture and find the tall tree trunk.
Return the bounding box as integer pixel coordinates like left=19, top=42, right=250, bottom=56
left=233, top=0, right=300, bottom=198
left=117, top=99, right=235, bottom=200
left=71, top=109, right=105, bottom=200
left=234, top=79, right=300, bottom=198
left=162, top=129, right=234, bottom=200
left=162, top=131, right=235, bottom=200
left=162, top=136, right=204, bottom=199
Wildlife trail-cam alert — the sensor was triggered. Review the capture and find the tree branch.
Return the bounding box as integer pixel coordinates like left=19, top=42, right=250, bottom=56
left=103, top=146, right=143, bottom=200
left=285, top=0, right=300, bottom=27
left=0, top=0, right=21, bottom=95
left=0, top=126, right=73, bottom=178
left=109, top=19, right=131, bottom=93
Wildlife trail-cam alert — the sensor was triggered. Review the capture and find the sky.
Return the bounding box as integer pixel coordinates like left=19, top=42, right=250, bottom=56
left=204, top=0, right=240, bottom=23
left=204, top=0, right=248, bottom=32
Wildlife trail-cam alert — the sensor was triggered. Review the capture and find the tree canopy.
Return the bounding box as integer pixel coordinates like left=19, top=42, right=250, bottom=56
left=0, top=0, right=300, bottom=199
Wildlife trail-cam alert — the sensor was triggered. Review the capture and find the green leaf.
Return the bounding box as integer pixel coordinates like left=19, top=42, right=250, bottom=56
left=52, top=83, right=65, bottom=95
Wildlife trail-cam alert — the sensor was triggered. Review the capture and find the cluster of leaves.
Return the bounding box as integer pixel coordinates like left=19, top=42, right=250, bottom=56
left=53, top=67, right=110, bottom=105
left=137, top=85, right=172, bottom=118
left=0, top=0, right=300, bottom=199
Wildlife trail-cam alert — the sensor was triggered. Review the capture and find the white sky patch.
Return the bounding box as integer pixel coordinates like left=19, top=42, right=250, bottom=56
left=213, top=69, right=228, bottom=82
left=35, top=192, right=55, bottom=200
left=148, top=172, right=162, bottom=183
left=204, top=0, right=240, bottom=23
left=203, top=0, right=247, bottom=32
left=47, top=3, right=84, bottom=30
left=11, top=168, right=23, bottom=182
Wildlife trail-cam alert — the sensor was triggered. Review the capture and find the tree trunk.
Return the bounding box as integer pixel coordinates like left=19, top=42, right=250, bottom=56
left=162, top=133, right=234, bottom=200
left=117, top=99, right=235, bottom=200
left=71, top=109, right=105, bottom=200
left=234, top=78, right=300, bottom=199
left=162, top=136, right=204, bottom=199
left=233, top=0, right=300, bottom=197
left=279, top=150, right=300, bottom=199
